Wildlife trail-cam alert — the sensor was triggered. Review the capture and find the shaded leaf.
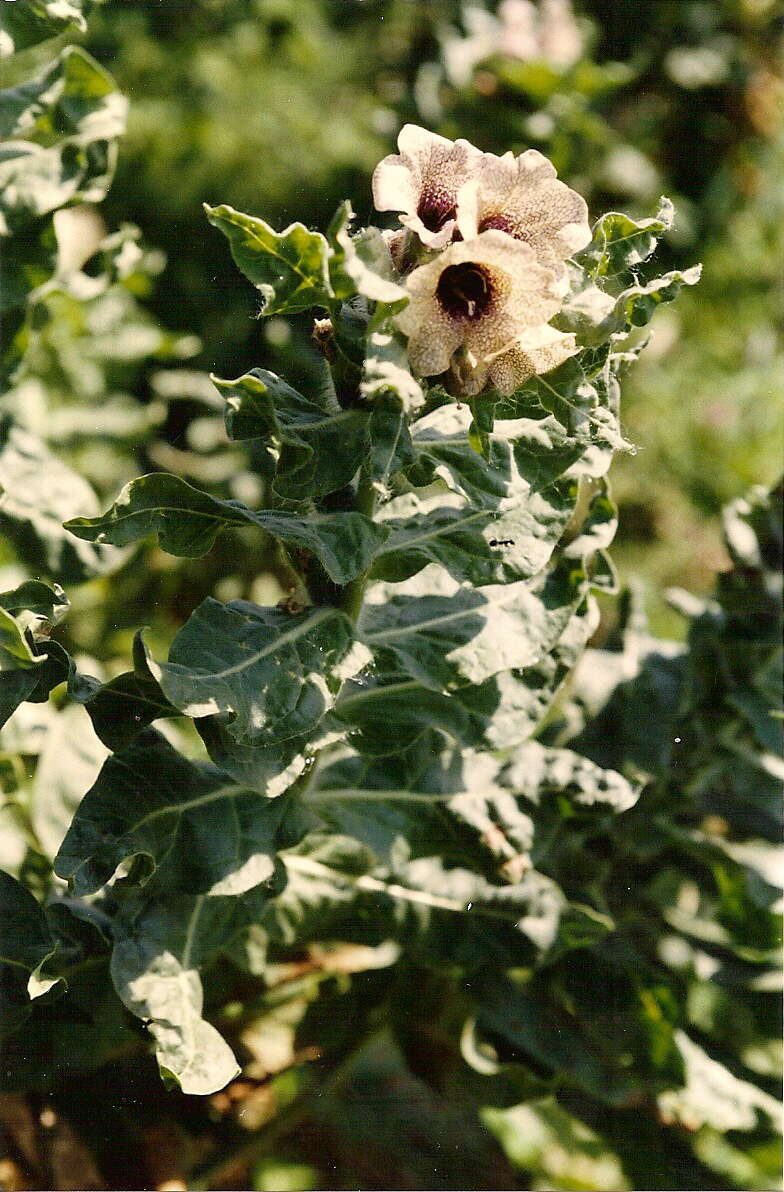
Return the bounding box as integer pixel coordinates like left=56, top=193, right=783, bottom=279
left=0, top=418, right=115, bottom=582
left=73, top=631, right=181, bottom=752
left=110, top=893, right=272, bottom=1094
left=0, top=579, right=68, bottom=631
left=327, top=201, right=407, bottom=304
left=0, top=869, right=56, bottom=1039
left=54, top=729, right=294, bottom=897
left=64, top=471, right=388, bottom=583
left=0, top=0, right=93, bottom=58
left=214, top=368, right=369, bottom=499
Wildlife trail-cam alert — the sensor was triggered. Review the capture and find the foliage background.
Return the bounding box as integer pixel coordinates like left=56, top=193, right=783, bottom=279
left=0, top=0, right=781, bottom=1189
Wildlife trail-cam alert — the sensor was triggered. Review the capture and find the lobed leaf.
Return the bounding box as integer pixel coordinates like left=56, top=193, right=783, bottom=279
left=503, top=742, right=641, bottom=814
left=360, top=569, right=581, bottom=690
left=64, top=471, right=388, bottom=583
left=0, top=579, right=68, bottom=630
left=576, top=197, right=674, bottom=278
left=327, top=201, right=407, bottom=305
left=204, top=202, right=332, bottom=315
left=214, top=368, right=370, bottom=500
left=0, top=48, right=126, bottom=268
left=54, top=729, right=294, bottom=897
left=72, top=631, right=181, bottom=753
left=110, top=893, right=273, bottom=1094
left=155, top=598, right=353, bottom=746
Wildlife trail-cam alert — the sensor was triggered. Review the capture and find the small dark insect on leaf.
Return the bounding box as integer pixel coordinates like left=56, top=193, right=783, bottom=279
left=489, top=538, right=515, bottom=547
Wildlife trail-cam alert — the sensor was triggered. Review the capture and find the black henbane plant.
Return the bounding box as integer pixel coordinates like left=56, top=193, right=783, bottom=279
left=5, top=118, right=713, bottom=1104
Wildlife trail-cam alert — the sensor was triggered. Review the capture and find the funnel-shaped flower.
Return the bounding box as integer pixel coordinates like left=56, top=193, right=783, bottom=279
left=372, top=125, right=483, bottom=249
left=457, top=148, right=590, bottom=270
left=395, top=229, right=568, bottom=395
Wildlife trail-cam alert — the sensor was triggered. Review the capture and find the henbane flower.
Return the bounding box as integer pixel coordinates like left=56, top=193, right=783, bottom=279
left=395, top=229, right=574, bottom=396
left=457, top=147, right=591, bottom=270
left=372, top=124, right=482, bottom=249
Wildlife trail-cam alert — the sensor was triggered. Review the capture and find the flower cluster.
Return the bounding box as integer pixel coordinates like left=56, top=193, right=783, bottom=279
left=372, top=125, right=590, bottom=397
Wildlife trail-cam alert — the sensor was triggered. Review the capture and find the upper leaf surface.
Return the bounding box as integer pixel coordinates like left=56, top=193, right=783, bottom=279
left=0, top=48, right=126, bottom=247
left=214, top=368, right=369, bottom=500
left=54, top=729, right=293, bottom=897
left=0, top=868, right=54, bottom=973
left=64, top=471, right=388, bottom=584
left=0, top=868, right=56, bottom=1039
left=205, top=203, right=331, bottom=315
left=576, top=198, right=674, bottom=278
left=372, top=406, right=581, bottom=587
left=156, top=598, right=353, bottom=746
left=0, top=0, right=93, bottom=58
left=109, top=893, right=269, bottom=1094
left=327, top=201, right=407, bottom=305
left=0, top=418, right=115, bottom=582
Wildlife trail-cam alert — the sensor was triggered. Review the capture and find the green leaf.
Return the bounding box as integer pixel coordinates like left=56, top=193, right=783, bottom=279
left=0, top=46, right=122, bottom=140
left=0, top=48, right=126, bottom=241
left=474, top=976, right=642, bottom=1106
left=0, top=606, right=38, bottom=671
left=266, top=831, right=565, bottom=962
left=204, top=202, right=331, bottom=315
left=576, top=198, right=674, bottom=278
left=0, top=668, right=40, bottom=731
left=63, top=471, right=241, bottom=556
left=503, top=742, right=641, bottom=814
left=0, top=579, right=68, bottom=631
left=312, top=737, right=537, bottom=891
left=0, top=868, right=56, bottom=1039
left=360, top=571, right=580, bottom=690
left=326, top=201, right=407, bottom=304
left=30, top=703, right=109, bottom=861
left=0, top=868, right=54, bottom=974
left=368, top=392, right=415, bottom=486
left=0, top=637, right=71, bottom=731
left=657, top=1031, right=783, bottom=1133
left=64, top=471, right=388, bottom=583
left=54, top=729, right=294, bottom=897
left=214, top=368, right=369, bottom=500
left=604, top=266, right=702, bottom=336
left=110, top=892, right=273, bottom=1094
left=73, top=631, right=181, bottom=752
left=196, top=714, right=322, bottom=796
left=155, top=599, right=353, bottom=746
left=0, top=0, right=93, bottom=58
left=360, top=321, right=424, bottom=412
left=372, top=406, right=582, bottom=587
left=0, top=418, right=116, bottom=582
